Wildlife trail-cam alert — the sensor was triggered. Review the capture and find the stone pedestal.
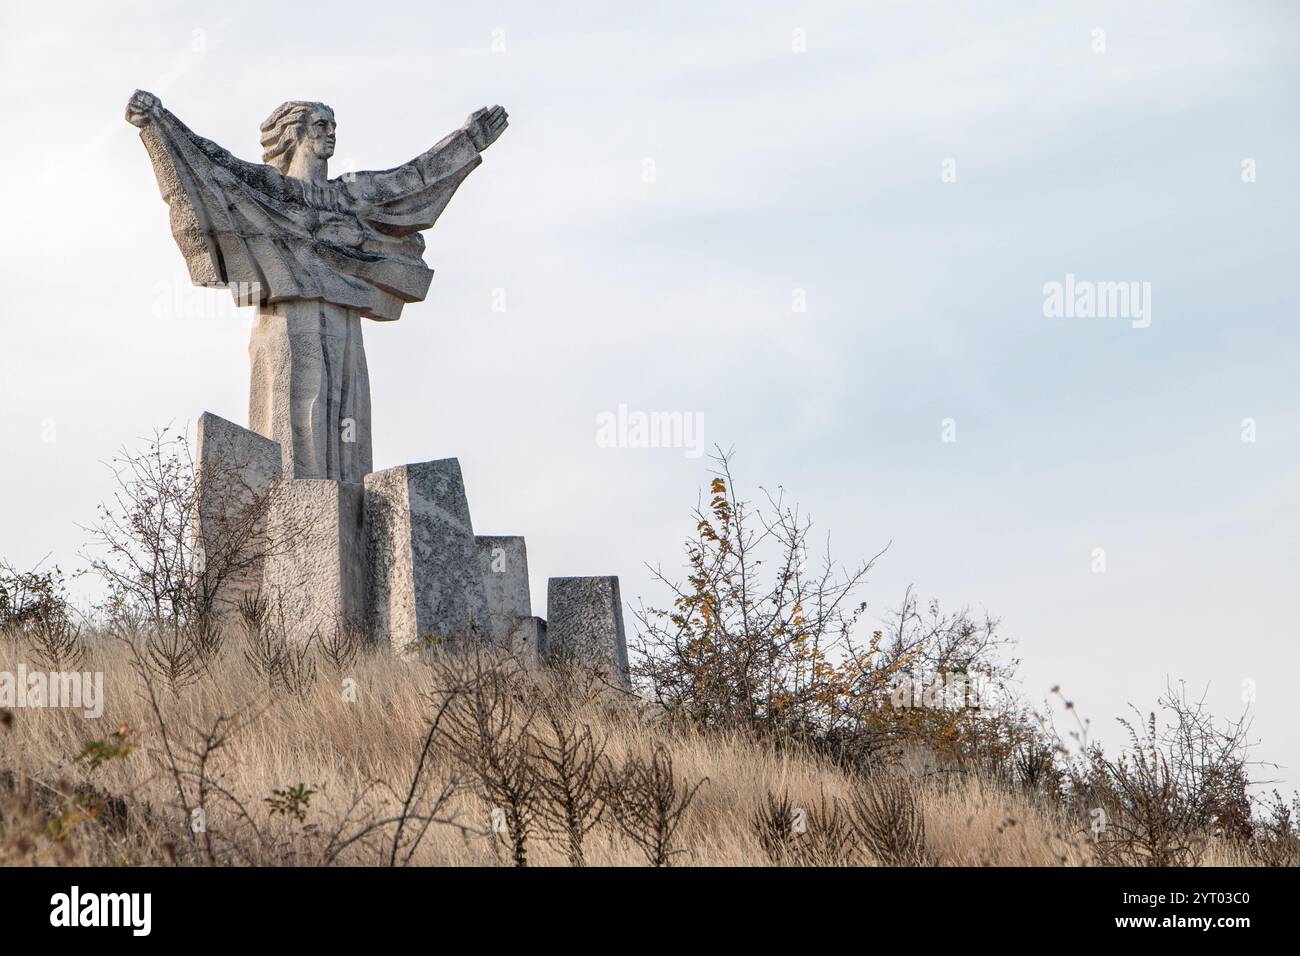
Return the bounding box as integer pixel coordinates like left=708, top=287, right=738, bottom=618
left=259, top=479, right=367, bottom=643
left=195, top=412, right=283, bottom=625
left=476, top=535, right=532, bottom=647
left=365, top=459, right=490, bottom=654
left=196, top=413, right=622, bottom=668
left=545, top=576, right=630, bottom=687
left=249, top=300, right=372, bottom=484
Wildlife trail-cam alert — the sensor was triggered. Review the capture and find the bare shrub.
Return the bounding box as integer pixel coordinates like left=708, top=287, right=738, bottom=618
left=109, top=607, right=229, bottom=696
left=753, top=789, right=799, bottom=862
left=242, top=609, right=283, bottom=690
left=187, top=614, right=226, bottom=668
left=834, top=586, right=1038, bottom=780
left=1, top=627, right=1284, bottom=868
left=1, top=559, right=85, bottom=671
left=608, top=743, right=707, bottom=866
left=112, top=632, right=257, bottom=865
left=532, top=702, right=610, bottom=866
left=631, top=451, right=1035, bottom=784
left=1084, top=739, right=1204, bottom=867
left=81, top=428, right=303, bottom=682
left=4, top=438, right=1289, bottom=870
left=320, top=621, right=363, bottom=674
left=82, top=429, right=208, bottom=625
left=848, top=776, right=930, bottom=866
left=884, top=587, right=1018, bottom=685
left=1013, top=740, right=1062, bottom=797
left=0, top=559, right=71, bottom=636
left=143, top=625, right=202, bottom=692
left=797, top=792, right=859, bottom=866
left=239, top=593, right=318, bottom=698
left=1076, top=683, right=1255, bottom=867
left=434, top=650, right=540, bottom=867
left=25, top=617, right=87, bottom=672
left=1251, top=790, right=1300, bottom=867
left=633, top=449, right=893, bottom=739
left=277, top=640, right=319, bottom=700
left=754, top=789, right=858, bottom=866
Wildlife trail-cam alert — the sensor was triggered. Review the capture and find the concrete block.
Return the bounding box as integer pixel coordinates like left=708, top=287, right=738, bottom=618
left=260, top=479, right=366, bottom=644
left=366, top=459, right=489, bottom=654
left=545, top=576, right=630, bottom=687
left=194, top=411, right=282, bottom=624
left=476, top=535, right=532, bottom=647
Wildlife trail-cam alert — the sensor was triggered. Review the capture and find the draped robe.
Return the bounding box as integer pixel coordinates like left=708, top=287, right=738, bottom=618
left=138, top=106, right=484, bottom=322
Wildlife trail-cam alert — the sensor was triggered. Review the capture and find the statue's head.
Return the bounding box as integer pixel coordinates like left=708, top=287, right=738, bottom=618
left=259, top=101, right=336, bottom=175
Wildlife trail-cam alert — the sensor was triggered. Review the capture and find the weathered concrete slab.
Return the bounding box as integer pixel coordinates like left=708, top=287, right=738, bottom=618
left=366, top=459, right=490, bottom=654
left=476, top=535, right=532, bottom=647
left=195, top=411, right=282, bottom=624
left=260, top=479, right=366, bottom=644
left=545, top=576, right=630, bottom=687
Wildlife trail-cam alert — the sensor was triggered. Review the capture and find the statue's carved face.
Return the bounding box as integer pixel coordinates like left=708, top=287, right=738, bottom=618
left=299, top=108, right=336, bottom=162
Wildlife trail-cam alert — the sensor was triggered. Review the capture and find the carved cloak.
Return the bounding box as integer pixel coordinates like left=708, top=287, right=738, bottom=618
left=138, top=107, right=483, bottom=322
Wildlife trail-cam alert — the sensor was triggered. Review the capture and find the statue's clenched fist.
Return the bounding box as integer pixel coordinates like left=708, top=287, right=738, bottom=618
left=125, top=90, right=161, bottom=128
left=462, top=105, right=508, bottom=152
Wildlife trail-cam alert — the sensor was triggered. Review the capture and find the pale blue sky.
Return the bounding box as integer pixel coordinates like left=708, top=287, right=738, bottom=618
left=1, top=0, right=1297, bottom=784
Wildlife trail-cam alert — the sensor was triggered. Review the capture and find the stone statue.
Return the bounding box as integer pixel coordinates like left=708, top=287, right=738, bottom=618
left=126, top=90, right=508, bottom=483
left=127, top=90, right=628, bottom=681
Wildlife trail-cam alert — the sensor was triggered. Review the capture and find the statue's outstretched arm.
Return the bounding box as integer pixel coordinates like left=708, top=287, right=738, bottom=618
left=342, top=106, right=508, bottom=216
left=125, top=89, right=281, bottom=192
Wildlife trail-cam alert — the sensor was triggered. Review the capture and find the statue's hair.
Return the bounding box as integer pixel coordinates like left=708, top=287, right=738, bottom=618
left=259, top=100, right=333, bottom=173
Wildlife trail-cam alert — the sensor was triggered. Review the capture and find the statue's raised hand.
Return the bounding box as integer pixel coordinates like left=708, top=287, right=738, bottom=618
left=462, top=105, right=508, bottom=151
left=125, top=90, right=161, bottom=128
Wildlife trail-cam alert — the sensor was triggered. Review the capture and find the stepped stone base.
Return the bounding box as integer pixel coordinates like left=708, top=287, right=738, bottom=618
left=197, top=411, right=627, bottom=674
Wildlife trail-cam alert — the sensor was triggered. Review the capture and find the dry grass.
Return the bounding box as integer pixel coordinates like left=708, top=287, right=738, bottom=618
left=0, top=633, right=1264, bottom=867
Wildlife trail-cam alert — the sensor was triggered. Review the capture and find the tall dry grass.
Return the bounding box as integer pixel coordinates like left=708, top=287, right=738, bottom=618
left=0, top=629, right=1263, bottom=868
